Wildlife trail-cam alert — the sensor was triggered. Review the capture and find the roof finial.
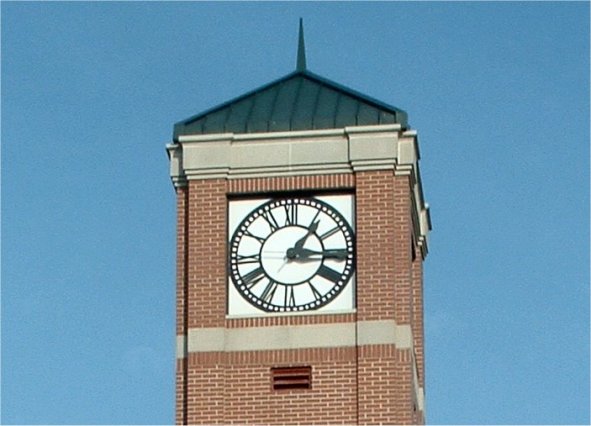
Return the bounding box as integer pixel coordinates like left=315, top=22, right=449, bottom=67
left=296, top=18, right=307, bottom=72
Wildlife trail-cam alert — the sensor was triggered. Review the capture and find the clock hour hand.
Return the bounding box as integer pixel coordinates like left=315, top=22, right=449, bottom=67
left=296, top=248, right=349, bottom=261
left=286, top=220, right=321, bottom=260
left=293, top=220, right=320, bottom=249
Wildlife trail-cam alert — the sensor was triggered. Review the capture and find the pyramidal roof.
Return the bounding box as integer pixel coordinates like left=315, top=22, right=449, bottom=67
left=173, top=23, right=408, bottom=141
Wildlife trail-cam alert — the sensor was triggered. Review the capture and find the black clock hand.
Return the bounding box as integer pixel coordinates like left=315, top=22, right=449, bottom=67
left=294, top=220, right=320, bottom=250
left=286, top=220, right=321, bottom=260
left=296, top=248, right=349, bottom=260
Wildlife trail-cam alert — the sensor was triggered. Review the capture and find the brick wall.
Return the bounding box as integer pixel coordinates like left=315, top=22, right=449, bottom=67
left=175, top=187, right=187, bottom=425
left=412, top=243, right=425, bottom=388
left=176, top=171, right=423, bottom=424
left=187, top=179, right=227, bottom=329
left=355, top=171, right=415, bottom=424
left=185, top=348, right=358, bottom=425
left=357, top=345, right=413, bottom=425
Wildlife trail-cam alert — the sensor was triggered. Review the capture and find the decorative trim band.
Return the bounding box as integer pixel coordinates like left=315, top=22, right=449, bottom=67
left=176, top=320, right=413, bottom=359
left=418, top=386, right=425, bottom=412
left=176, top=124, right=402, bottom=143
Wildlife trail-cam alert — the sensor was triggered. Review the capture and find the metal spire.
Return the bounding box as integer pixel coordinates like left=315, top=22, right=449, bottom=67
left=296, top=18, right=307, bottom=72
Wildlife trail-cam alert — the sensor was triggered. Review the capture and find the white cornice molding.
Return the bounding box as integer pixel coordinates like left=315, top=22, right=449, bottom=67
left=168, top=125, right=409, bottom=184
left=175, top=124, right=402, bottom=144
left=345, top=123, right=402, bottom=134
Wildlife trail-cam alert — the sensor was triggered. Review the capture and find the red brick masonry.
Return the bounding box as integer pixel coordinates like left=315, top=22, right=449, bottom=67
left=175, top=172, right=425, bottom=425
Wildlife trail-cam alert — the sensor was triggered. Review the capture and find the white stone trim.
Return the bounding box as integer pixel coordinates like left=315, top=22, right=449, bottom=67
left=176, top=319, right=414, bottom=358
left=228, top=323, right=357, bottom=352
left=345, top=124, right=402, bottom=134
left=411, top=350, right=423, bottom=410
left=418, top=386, right=425, bottom=412
left=168, top=125, right=403, bottom=184
left=176, top=335, right=185, bottom=359
left=176, top=124, right=402, bottom=143
left=178, top=133, right=235, bottom=143
left=188, top=327, right=225, bottom=352
left=357, top=320, right=413, bottom=349
left=225, top=164, right=353, bottom=178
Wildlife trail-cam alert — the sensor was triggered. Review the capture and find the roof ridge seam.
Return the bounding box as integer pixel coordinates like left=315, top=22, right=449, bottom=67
left=310, top=82, right=323, bottom=130
left=268, top=80, right=282, bottom=132
left=243, top=93, right=257, bottom=134
left=289, top=77, right=305, bottom=131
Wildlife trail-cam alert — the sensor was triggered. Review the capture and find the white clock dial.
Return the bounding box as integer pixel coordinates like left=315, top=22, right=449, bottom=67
left=228, top=197, right=355, bottom=313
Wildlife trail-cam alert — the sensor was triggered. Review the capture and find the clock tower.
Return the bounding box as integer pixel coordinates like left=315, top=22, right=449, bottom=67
left=167, top=22, right=431, bottom=425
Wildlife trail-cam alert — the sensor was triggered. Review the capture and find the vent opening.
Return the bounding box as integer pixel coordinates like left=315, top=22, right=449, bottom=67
left=271, top=366, right=312, bottom=391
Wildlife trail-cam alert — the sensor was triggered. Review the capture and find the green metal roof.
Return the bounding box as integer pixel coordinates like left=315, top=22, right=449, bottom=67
left=173, top=69, right=408, bottom=141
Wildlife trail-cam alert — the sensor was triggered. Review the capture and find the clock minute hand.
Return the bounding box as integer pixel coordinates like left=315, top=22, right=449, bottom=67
left=296, top=248, right=349, bottom=260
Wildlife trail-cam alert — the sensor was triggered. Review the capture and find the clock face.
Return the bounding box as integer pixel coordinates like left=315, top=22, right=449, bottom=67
left=228, top=196, right=355, bottom=313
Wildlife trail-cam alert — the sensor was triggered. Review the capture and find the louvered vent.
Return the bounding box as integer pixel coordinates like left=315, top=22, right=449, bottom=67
left=271, top=366, right=312, bottom=391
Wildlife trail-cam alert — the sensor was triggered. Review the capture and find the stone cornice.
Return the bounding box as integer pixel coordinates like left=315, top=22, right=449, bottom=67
left=175, top=124, right=402, bottom=143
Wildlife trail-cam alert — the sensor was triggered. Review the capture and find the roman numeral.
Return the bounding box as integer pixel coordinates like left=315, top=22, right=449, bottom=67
left=308, top=281, right=323, bottom=300
left=317, top=265, right=342, bottom=284
left=236, top=253, right=260, bottom=265
left=260, top=280, right=279, bottom=303
left=244, top=230, right=265, bottom=244
left=309, top=209, right=321, bottom=228
left=284, top=286, right=296, bottom=308
left=242, top=267, right=265, bottom=288
left=284, top=203, right=298, bottom=226
left=319, top=225, right=340, bottom=240
left=261, top=209, right=280, bottom=232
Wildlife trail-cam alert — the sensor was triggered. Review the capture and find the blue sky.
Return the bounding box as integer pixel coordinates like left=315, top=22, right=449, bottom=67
left=1, top=2, right=589, bottom=424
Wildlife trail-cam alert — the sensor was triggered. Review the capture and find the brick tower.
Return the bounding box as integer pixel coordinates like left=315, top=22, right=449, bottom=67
left=167, top=23, right=431, bottom=425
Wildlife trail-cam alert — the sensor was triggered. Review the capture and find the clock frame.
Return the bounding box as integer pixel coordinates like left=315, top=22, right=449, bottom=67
left=227, top=194, right=356, bottom=315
